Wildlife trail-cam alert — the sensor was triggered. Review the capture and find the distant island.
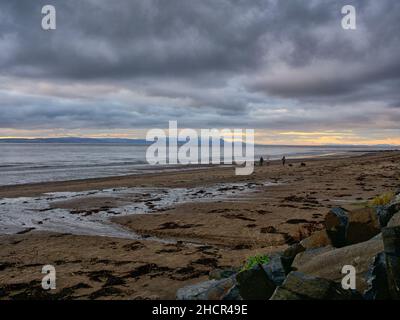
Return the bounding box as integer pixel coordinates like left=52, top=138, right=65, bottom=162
left=0, top=137, right=152, bottom=145
left=0, top=137, right=226, bottom=146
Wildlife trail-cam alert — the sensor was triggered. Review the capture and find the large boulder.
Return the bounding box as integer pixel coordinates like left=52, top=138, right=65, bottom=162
left=209, top=268, right=238, bottom=280
left=236, top=264, right=276, bottom=300
left=292, top=246, right=334, bottom=269
left=221, top=285, right=241, bottom=301
left=270, top=271, right=362, bottom=300
left=176, top=277, right=238, bottom=300
left=325, top=207, right=381, bottom=247
left=346, top=207, right=381, bottom=245
left=363, top=252, right=390, bottom=300
left=388, top=212, right=400, bottom=227
left=376, top=206, right=394, bottom=228
left=235, top=252, right=291, bottom=300
left=325, top=207, right=349, bottom=247
left=281, top=243, right=306, bottom=273
left=262, top=254, right=287, bottom=286
left=382, top=226, right=400, bottom=299
left=376, top=206, right=398, bottom=228
left=300, top=230, right=331, bottom=250
left=292, top=235, right=384, bottom=293
left=388, top=193, right=400, bottom=215
left=375, top=193, right=400, bottom=227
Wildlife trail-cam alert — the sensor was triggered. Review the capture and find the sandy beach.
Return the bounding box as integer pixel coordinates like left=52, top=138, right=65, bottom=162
left=1, top=151, right=400, bottom=299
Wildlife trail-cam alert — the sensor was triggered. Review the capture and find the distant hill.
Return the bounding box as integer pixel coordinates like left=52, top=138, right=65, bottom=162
left=0, top=137, right=151, bottom=145
left=0, top=137, right=226, bottom=145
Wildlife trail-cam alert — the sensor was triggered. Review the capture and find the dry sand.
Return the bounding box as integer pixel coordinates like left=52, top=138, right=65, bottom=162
left=1, top=151, right=399, bottom=299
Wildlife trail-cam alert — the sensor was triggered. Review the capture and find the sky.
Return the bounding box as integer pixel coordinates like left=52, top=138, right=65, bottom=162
left=0, top=0, right=399, bottom=145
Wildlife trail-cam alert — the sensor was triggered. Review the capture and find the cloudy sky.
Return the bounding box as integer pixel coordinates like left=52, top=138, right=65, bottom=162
left=0, top=0, right=399, bottom=145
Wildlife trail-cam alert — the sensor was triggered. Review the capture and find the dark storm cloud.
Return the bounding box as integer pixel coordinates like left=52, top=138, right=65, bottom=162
left=1, top=0, right=271, bottom=79
left=0, top=0, right=399, bottom=137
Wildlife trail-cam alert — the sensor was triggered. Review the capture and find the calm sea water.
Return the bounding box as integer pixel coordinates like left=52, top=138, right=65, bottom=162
left=0, top=143, right=396, bottom=186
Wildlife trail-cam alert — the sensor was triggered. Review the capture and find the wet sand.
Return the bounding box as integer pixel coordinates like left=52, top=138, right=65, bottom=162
left=1, top=151, right=400, bottom=299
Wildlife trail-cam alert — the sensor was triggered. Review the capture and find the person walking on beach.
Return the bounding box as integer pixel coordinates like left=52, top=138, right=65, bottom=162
left=282, top=156, right=286, bottom=166
left=259, top=156, right=264, bottom=166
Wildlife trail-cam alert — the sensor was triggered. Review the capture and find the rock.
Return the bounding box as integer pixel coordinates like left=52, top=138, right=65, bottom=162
left=176, top=277, right=237, bottom=300
left=281, top=243, right=306, bottom=273
left=346, top=207, right=381, bottom=245
left=236, top=264, right=276, bottom=300
left=375, top=206, right=396, bottom=228
left=269, top=287, right=304, bottom=300
left=270, top=271, right=362, bottom=300
left=363, top=252, right=390, bottom=300
left=177, top=280, right=216, bottom=300
left=388, top=212, right=400, bottom=227
left=236, top=252, right=288, bottom=300
left=300, top=230, right=331, bottom=250
left=235, top=246, right=303, bottom=299
left=382, top=226, right=400, bottom=299
left=292, top=246, right=334, bottom=269
left=221, top=284, right=241, bottom=300
left=385, top=255, right=400, bottom=300
left=375, top=193, right=400, bottom=227
left=325, top=207, right=349, bottom=247
left=209, top=268, right=237, bottom=280
left=375, top=206, right=392, bottom=228
left=325, top=207, right=381, bottom=247
left=388, top=194, right=400, bottom=215
left=292, top=235, right=383, bottom=293
left=382, top=226, right=400, bottom=255
left=262, top=254, right=287, bottom=286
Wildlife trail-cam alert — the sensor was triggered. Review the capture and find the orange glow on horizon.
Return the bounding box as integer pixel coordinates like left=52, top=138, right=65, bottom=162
left=0, top=129, right=399, bottom=146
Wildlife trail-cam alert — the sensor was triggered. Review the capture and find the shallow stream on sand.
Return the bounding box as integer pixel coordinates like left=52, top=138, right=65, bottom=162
left=0, top=181, right=276, bottom=239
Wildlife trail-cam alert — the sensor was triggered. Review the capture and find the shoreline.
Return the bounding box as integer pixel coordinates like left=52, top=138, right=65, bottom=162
left=0, top=150, right=393, bottom=199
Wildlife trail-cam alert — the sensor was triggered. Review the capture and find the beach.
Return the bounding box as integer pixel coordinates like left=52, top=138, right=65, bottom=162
left=1, top=151, right=400, bottom=299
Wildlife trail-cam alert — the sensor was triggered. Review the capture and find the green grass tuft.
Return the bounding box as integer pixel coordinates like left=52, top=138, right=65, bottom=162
left=242, top=254, right=269, bottom=271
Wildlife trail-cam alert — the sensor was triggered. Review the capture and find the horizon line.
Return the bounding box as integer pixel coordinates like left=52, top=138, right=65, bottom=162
left=0, top=137, right=399, bottom=148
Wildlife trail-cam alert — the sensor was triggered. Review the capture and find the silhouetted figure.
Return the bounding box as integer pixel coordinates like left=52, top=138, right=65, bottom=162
left=282, top=156, right=286, bottom=166
left=259, top=157, right=264, bottom=166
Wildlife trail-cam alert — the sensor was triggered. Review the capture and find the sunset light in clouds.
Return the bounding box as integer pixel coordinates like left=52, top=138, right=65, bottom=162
left=1, top=1, right=399, bottom=145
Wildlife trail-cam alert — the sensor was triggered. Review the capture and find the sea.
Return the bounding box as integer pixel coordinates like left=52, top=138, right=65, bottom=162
left=0, top=143, right=397, bottom=186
